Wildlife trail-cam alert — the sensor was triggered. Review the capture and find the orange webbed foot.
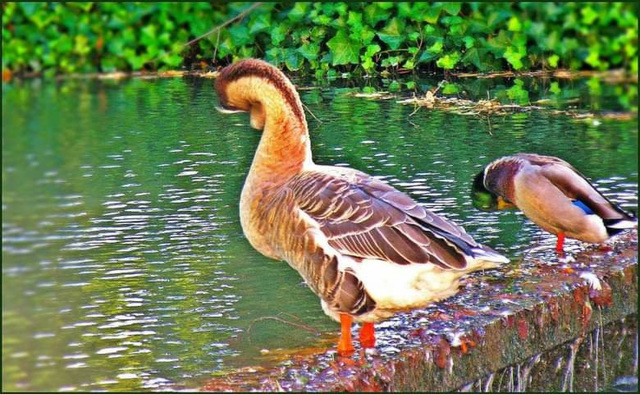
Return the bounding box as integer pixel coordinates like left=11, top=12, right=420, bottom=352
left=337, top=314, right=355, bottom=356
left=359, top=322, right=375, bottom=349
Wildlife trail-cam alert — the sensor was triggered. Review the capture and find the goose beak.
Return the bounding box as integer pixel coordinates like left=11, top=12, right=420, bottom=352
left=215, top=105, right=245, bottom=114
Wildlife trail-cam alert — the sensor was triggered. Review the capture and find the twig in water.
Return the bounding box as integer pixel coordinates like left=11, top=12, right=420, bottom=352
left=302, top=102, right=323, bottom=123
left=212, top=29, right=221, bottom=63
left=486, top=114, right=493, bottom=136
left=144, top=3, right=263, bottom=67
left=409, top=102, right=422, bottom=117
left=182, top=3, right=263, bottom=49
left=277, top=311, right=304, bottom=323
left=246, top=315, right=319, bottom=344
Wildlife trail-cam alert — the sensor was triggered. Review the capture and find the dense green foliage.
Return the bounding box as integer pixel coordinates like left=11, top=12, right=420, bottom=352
left=2, top=2, right=638, bottom=77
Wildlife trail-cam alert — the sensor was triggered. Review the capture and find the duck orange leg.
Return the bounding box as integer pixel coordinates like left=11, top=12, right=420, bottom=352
left=337, top=314, right=355, bottom=356
left=555, top=232, right=565, bottom=252
left=359, top=322, right=375, bottom=349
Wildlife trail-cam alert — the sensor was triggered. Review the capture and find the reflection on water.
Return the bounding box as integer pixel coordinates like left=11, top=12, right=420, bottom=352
left=2, top=77, right=637, bottom=391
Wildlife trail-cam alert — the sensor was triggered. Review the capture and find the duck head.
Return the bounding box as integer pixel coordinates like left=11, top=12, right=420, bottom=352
left=471, top=170, right=515, bottom=211
left=471, top=170, right=498, bottom=210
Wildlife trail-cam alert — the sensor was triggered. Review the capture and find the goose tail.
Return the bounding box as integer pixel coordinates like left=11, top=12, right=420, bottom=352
left=470, top=245, right=510, bottom=266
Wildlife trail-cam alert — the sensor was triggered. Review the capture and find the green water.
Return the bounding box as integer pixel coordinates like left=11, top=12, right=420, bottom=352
left=2, top=77, right=637, bottom=391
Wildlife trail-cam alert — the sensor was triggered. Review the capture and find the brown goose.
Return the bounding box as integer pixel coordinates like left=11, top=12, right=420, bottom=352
left=472, top=153, right=637, bottom=252
left=215, top=59, right=508, bottom=355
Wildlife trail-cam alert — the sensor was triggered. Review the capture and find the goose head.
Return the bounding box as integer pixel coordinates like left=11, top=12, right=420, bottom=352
left=214, top=59, right=305, bottom=131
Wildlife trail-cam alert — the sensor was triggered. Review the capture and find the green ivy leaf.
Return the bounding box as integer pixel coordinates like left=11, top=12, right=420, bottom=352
left=461, top=48, right=488, bottom=71
left=238, top=46, right=255, bottom=59
left=398, top=3, right=414, bottom=19
left=442, top=2, right=461, bottom=16
left=587, top=77, right=602, bottom=95
left=313, top=14, right=332, bottom=26
left=486, top=30, right=510, bottom=57
left=68, top=2, right=93, bottom=12
left=504, top=46, right=526, bottom=69
left=288, top=3, right=309, bottom=22
left=347, top=11, right=375, bottom=44
left=388, top=80, right=401, bottom=91
left=442, top=82, right=460, bottom=94
left=271, top=24, right=288, bottom=45
left=19, top=2, right=43, bottom=17
left=347, top=11, right=362, bottom=28
left=427, top=40, right=443, bottom=54
left=310, top=26, right=327, bottom=41
left=507, top=16, right=522, bottom=32
left=436, top=52, right=461, bottom=69
left=74, top=34, right=90, bottom=55
left=54, top=36, right=73, bottom=54
left=506, top=79, right=529, bottom=104
left=364, top=44, right=381, bottom=58
left=585, top=49, right=600, bottom=68
left=129, top=55, right=148, bottom=70
left=441, top=15, right=463, bottom=26
left=549, top=81, right=561, bottom=94
left=381, top=55, right=402, bottom=67
left=363, top=3, right=390, bottom=26
left=361, top=44, right=380, bottom=70
left=249, top=13, right=272, bottom=34
left=140, top=25, right=157, bottom=47
left=284, top=48, right=302, bottom=71
left=547, top=54, right=559, bottom=68
left=265, top=47, right=283, bottom=66
left=326, top=30, right=361, bottom=65
left=462, top=36, right=475, bottom=49
left=362, top=56, right=375, bottom=70
left=298, top=43, right=320, bottom=61
left=228, top=25, right=251, bottom=46
left=418, top=51, right=438, bottom=63
left=403, top=59, right=415, bottom=69
left=357, top=27, right=376, bottom=44
left=161, top=52, right=183, bottom=67
left=377, top=18, right=405, bottom=50
left=422, top=4, right=442, bottom=24
left=581, top=6, right=598, bottom=25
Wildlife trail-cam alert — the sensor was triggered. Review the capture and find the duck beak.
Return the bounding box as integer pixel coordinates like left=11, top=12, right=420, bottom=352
left=497, top=196, right=516, bottom=210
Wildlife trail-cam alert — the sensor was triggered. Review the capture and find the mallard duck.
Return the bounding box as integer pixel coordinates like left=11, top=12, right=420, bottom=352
left=215, top=59, right=508, bottom=355
left=472, top=153, right=637, bottom=252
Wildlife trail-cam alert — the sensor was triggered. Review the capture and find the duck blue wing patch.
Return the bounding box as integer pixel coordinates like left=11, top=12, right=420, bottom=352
left=572, top=200, right=595, bottom=215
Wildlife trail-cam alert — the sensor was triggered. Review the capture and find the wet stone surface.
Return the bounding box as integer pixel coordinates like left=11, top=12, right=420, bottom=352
left=201, top=232, right=637, bottom=391
left=459, top=316, right=637, bottom=392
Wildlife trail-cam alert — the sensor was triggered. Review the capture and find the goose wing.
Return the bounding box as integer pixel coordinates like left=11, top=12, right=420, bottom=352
left=288, top=168, right=488, bottom=270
